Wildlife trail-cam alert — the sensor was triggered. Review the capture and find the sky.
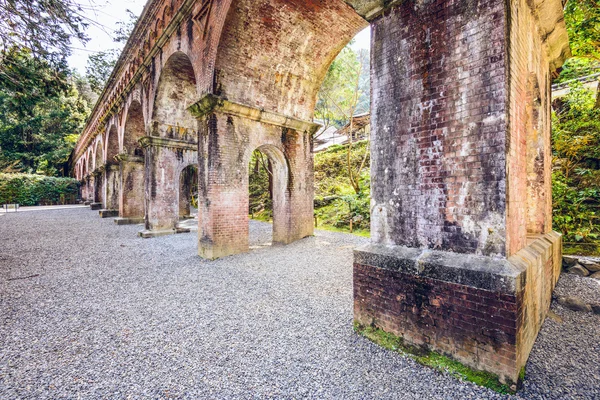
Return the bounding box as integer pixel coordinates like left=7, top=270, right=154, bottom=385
left=68, top=0, right=371, bottom=73
left=68, top=0, right=148, bottom=73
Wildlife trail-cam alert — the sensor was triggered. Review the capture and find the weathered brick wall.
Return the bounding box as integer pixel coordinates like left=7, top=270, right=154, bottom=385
left=506, top=0, right=560, bottom=254
left=122, top=100, right=146, bottom=156
left=104, top=165, right=120, bottom=210
left=354, top=262, right=521, bottom=383
left=118, top=156, right=145, bottom=219
left=354, top=230, right=562, bottom=386
left=370, top=0, right=508, bottom=256
left=151, top=52, right=199, bottom=141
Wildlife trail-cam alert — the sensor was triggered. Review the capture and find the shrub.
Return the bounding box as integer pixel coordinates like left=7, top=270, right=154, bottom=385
left=0, top=173, right=80, bottom=206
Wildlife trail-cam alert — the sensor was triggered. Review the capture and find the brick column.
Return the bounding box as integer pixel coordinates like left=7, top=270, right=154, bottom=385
left=139, top=136, right=197, bottom=238
left=354, top=0, right=568, bottom=389
left=82, top=176, right=90, bottom=202
left=100, top=164, right=120, bottom=217
left=92, top=168, right=104, bottom=205
left=191, top=95, right=317, bottom=259
left=114, top=154, right=145, bottom=225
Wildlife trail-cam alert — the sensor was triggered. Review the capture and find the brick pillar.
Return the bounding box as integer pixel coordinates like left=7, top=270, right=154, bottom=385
left=139, top=136, right=197, bottom=237
left=82, top=176, right=90, bottom=202
left=191, top=95, right=317, bottom=259
left=104, top=164, right=120, bottom=211
left=354, top=0, right=568, bottom=389
left=115, top=154, right=145, bottom=224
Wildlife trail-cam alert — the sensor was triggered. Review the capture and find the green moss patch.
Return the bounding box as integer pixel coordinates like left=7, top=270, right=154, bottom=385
left=354, top=323, right=517, bottom=394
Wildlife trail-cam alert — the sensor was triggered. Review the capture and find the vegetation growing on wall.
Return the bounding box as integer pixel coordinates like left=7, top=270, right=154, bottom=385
left=0, top=173, right=79, bottom=206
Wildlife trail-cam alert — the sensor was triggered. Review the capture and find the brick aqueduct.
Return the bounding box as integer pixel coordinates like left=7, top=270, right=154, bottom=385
left=72, top=0, right=570, bottom=389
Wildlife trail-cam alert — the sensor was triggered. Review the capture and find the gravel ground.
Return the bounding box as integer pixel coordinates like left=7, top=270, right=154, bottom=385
left=553, top=273, right=600, bottom=305
left=0, top=208, right=598, bottom=399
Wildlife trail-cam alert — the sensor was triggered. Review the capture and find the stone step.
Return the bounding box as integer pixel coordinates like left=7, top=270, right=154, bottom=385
left=99, top=209, right=119, bottom=218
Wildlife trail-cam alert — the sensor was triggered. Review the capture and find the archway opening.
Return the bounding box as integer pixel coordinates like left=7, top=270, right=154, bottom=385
left=123, top=101, right=145, bottom=156
left=94, top=140, right=104, bottom=204
left=152, top=51, right=197, bottom=140
left=312, top=28, right=371, bottom=237
left=248, top=145, right=289, bottom=248
left=175, top=164, right=199, bottom=232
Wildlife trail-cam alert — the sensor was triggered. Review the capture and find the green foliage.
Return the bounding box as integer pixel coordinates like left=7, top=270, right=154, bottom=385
left=552, top=83, right=600, bottom=251
left=85, top=10, right=138, bottom=96
left=314, top=141, right=370, bottom=233
left=565, top=0, right=600, bottom=60
left=553, top=58, right=600, bottom=84
left=0, top=173, right=79, bottom=206
left=315, top=46, right=369, bottom=129
left=0, top=0, right=88, bottom=69
left=0, top=48, right=89, bottom=176
left=354, top=323, right=514, bottom=394
left=86, top=49, right=120, bottom=96
left=248, top=150, right=273, bottom=220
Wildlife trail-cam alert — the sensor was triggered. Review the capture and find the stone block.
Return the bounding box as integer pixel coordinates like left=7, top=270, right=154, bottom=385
left=99, top=209, right=119, bottom=218
left=114, top=217, right=144, bottom=225
left=138, top=229, right=176, bottom=239
left=354, top=231, right=562, bottom=388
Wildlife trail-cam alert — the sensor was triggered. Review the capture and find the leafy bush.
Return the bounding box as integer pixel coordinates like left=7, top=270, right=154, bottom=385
left=552, top=82, right=600, bottom=252
left=0, top=173, right=79, bottom=206
left=314, top=141, right=370, bottom=233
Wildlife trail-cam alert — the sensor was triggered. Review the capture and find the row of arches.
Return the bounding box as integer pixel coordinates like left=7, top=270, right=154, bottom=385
left=69, top=0, right=571, bottom=388
left=75, top=49, right=200, bottom=182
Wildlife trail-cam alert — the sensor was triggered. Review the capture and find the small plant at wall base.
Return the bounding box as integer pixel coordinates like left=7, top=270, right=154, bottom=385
left=354, top=323, right=516, bottom=394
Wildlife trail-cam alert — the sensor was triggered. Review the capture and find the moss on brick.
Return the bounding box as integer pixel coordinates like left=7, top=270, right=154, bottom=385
left=354, top=323, right=516, bottom=394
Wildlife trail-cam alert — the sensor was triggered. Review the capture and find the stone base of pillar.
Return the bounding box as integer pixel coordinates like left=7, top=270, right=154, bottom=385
left=114, top=217, right=144, bottom=225
left=99, top=209, right=119, bottom=218
left=353, top=232, right=562, bottom=390
left=90, top=202, right=102, bottom=210
left=138, top=229, right=176, bottom=239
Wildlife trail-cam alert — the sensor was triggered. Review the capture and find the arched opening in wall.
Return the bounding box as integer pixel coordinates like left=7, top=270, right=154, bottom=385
left=124, top=101, right=145, bottom=156
left=94, top=140, right=104, bottom=204
left=175, top=164, right=199, bottom=233
left=312, top=27, right=372, bottom=236
left=248, top=145, right=289, bottom=248
left=152, top=51, right=197, bottom=141
left=106, top=126, right=119, bottom=164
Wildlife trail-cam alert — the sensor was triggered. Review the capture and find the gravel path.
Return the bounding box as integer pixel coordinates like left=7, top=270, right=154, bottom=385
left=0, top=208, right=598, bottom=399
left=553, top=273, right=600, bottom=305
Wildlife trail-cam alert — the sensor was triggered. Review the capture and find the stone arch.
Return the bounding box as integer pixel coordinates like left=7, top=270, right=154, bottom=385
left=246, top=144, right=290, bottom=245
left=151, top=51, right=198, bottom=140
left=106, top=125, right=119, bottom=165
left=123, top=100, right=146, bottom=156
left=214, top=0, right=367, bottom=120
left=94, top=137, right=104, bottom=170
left=85, top=150, right=92, bottom=175
left=177, top=163, right=199, bottom=218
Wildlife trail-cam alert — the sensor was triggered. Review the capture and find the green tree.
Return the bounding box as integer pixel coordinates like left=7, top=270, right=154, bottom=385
left=85, top=9, right=138, bottom=96
left=0, top=48, right=89, bottom=175
left=565, top=0, right=600, bottom=60
left=0, top=0, right=88, bottom=90
left=316, top=46, right=370, bottom=194
left=86, top=49, right=120, bottom=96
